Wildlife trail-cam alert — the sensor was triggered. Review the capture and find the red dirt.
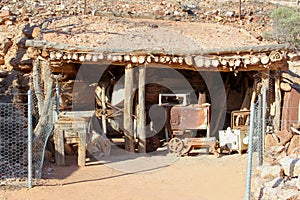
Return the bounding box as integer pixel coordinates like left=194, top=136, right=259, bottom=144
left=0, top=153, right=247, bottom=200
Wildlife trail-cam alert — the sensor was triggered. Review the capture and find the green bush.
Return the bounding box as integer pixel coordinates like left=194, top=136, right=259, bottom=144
left=267, top=7, right=300, bottom=48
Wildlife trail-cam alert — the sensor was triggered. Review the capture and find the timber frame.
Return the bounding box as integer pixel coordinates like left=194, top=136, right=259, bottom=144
left=26, top=40, right=289, bottom=72
left=26, top=39, right=289, bottom=153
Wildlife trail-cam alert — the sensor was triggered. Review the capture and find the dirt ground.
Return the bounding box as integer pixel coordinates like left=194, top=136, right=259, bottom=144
left=0, top=149, right=248, bottom=200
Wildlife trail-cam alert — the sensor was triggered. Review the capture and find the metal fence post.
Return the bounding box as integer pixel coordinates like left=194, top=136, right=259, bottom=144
left=262, top=87, right=267, bottom=164
left=257, top=94, right=263, bottom=166
left=245, top=102, right=255, bottom=200
left=27, top=90, right=33, bottom=188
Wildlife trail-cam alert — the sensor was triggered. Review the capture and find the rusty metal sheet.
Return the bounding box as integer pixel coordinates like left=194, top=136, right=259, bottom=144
left=170, top=104, right=209, bottom=130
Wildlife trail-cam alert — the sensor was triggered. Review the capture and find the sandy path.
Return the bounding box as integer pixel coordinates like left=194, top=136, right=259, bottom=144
left=0, top=153, right=247, bottom=200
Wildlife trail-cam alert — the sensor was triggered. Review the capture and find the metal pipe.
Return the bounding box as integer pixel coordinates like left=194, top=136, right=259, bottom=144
left=257, top=94, right=262, bottom=166
left=245, top=102, right=255, bottom=200
left=27, top=90, right=33, bottom=188
left=262, top=87, right=267, bottom=164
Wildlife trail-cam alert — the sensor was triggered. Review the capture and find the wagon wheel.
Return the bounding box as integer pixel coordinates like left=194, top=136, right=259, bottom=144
left=168, top=137, right=184, bottom=154
left=180, top=137, right=193, bottom=156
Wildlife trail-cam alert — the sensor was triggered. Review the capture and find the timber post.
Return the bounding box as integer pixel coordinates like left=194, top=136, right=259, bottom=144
left=124, top=63, right=135, bottom=152
left=101, top=84, right=107, bottom=135
left=274, top=71, right=281, bottom=132
left=138, top=65, right=147, bottom=153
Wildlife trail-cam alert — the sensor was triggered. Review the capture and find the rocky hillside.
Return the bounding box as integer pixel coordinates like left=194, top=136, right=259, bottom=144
left=0, top=0, right=284, bottom=96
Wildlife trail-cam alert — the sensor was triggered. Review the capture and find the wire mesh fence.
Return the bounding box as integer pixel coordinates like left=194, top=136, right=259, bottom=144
left=0, top=79, right=59, bottom=187
left=245, top=74, right=270, bottom=200
left=0, top=93, right=29, bottom=187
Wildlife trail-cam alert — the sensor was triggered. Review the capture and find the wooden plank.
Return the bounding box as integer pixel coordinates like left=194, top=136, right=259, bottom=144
left=78, top=123, right=87, bottom=167
left=32, top=59, right=43, bottom=115
left=123, top=64, right=135, bottom=152
left=54, top=128, right=65, bottom=166
left=101, top=84, right=107, bottom=135
left=274, top=72, right=281, bottom=131
left=138, top=65, right=146, bottom=153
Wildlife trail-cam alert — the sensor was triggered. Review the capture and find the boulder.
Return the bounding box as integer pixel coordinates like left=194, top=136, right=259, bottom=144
left=259, top=164, right=282, bottom=180
left=297, top=176, right=300, bottom=190
left=264, top=145, right=286, bottom=164
left=279, top=157, right=300, bottom=177
left=265, top=133, right=279, bottom=148
left=287, top=135, right=300, bottom=156
left=259, top=187, right=299, bottom=200
left=0, top=10, right=12, bottom=19
left=276, top=130, right=293, bottom=145
left=1, top=38, right=13, bottom=55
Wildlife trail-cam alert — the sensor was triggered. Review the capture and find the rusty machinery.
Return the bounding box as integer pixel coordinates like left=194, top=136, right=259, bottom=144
left=159, top=93, right=219, bottom=156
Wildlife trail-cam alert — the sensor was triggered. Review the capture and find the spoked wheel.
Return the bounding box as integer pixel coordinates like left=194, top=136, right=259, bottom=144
left=168, top=137, right=184, bottom=154
left=181, top=137, right=193, bottom=156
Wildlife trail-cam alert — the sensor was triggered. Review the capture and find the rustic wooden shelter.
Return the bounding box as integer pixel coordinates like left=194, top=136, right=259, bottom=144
left=25, top=16, right=289, bottom=155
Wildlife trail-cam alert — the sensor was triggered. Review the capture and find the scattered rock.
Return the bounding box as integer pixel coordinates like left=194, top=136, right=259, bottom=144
left=1, top=37, right=13, bottom=54
left=276, top=130, right=293, bottom=145
left=0, top=71, right=8, bottom=78
left=287, top=135, right=300, bottom=156
left=225, top=11, right=235, bottom=17
left=259, top=187, right=300, bottom=200
left=265, top=133, right=279, bottom=148
left=296, top=176, right=300, bottom=190
left=279, top=157, right=300, bottom=177
left=258, top=164, right=282, bottom=180
left=0, top=10, right=12, bottom=19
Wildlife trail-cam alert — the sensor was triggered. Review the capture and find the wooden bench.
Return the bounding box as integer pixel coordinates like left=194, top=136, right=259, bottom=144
left=54, top=116, right=89, bottom=166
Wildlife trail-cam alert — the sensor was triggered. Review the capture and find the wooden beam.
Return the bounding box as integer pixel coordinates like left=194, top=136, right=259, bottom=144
left=274, top=71, right=281, bottom=131
left=138, top=65, right=146, bottom=153
left=124, top=63, right=135, bottom=152
left=101, top=84, right=107, bottom=135
left=54, top=59, right=287, bottom=72
left=32, top=59, right=43, bottom=115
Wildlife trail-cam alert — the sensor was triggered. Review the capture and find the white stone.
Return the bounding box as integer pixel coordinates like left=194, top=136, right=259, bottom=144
left=225, top=11, right=235, bottom=17
left=173, top=10, right=180, bottom=16
left=279, top=157, right=300, bottom=177
left=260, top=187, right=299, bottom=200
left=1, top=6, right=10, bottom=11
left=260, top=164, right=282, bottom=180
left=263, top=177, right=284, bottom=188
left=297, top=177, right=300, bottom=190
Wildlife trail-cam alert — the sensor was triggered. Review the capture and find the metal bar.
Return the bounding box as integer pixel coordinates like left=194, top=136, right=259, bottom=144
left=257, top=94, right=262, bottom=166
left=27, top=90, right=33, bottom=188
left=245, top=102, right=255, bottom=200
left=262, top=87, right=267, bottom=164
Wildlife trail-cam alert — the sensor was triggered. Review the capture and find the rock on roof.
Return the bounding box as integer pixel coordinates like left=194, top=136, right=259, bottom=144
left=42, top=16, right=265, bottom=54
